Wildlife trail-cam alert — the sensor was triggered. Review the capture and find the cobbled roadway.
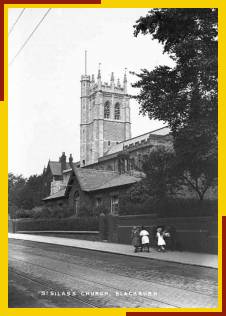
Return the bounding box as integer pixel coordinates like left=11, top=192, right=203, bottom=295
left=8, top=239, right=218, bottom=308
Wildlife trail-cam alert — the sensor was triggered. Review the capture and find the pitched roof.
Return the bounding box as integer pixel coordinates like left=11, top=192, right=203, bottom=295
left=43, top=167, right=141, bottom=201
left=95, top=173, right=140, bottom=191
left=42, top=188, right=66, bottom=201
left=105, top=143, right=124, bottom=155
left=105, top=126, right=170, bottom=155
left=48, top=161, right=79, bottom=176
left=73, top=166, right=141, bottom=192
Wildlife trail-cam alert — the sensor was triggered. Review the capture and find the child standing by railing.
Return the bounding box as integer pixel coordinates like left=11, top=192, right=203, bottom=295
left=156, top=227, right=166, bottom=252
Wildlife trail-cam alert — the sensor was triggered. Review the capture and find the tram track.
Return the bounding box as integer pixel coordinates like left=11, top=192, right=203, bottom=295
left=9, top=268, right=101, bottom=308
left=8, top=241, right=218, bottom=297
left=8, top=240, right=218, bottom=308
left=9, top=256, right=179, bottom=308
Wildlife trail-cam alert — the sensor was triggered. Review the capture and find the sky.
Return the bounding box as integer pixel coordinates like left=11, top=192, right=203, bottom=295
left=8, top=8, right=174, bottom=177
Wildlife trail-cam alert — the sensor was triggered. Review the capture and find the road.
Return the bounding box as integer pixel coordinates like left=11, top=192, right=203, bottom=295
left=8, top=239, right=218, bottom=308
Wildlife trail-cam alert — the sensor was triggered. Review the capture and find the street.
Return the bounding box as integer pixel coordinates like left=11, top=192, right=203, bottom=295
left=8, top=239, right=218, bottom=308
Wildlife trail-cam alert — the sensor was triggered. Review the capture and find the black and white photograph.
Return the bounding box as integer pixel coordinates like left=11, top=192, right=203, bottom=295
left=8, top=7, right=218, bottom=309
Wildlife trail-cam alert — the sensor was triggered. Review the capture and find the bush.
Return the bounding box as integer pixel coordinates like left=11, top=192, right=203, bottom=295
left=78, top=205, right=94, bottom=217
left=157, top=198, right=218, bottom=218
left=119, top=197, right=156, bottom=215
left=14, top=208, right=34, bottom=219
left=93, top=205, right=108, bottom=216
left=13, top=205, right=75, bottom=219
left=14, top=217, right=99, bottom=232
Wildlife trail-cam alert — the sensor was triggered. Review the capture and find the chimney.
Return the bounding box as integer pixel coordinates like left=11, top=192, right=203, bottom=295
left=59, top=152, right=67, bottom=174
left=69, top=154, right=73, bottom=168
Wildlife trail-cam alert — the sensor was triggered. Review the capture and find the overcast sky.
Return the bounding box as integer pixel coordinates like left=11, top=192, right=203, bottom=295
left=8, top=8, right=174, bottom=177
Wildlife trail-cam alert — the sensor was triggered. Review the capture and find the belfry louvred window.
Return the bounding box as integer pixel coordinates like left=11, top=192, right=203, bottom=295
left=104, top=101, right=110, bottom=119
left=114, top=103, right=120, bottom=120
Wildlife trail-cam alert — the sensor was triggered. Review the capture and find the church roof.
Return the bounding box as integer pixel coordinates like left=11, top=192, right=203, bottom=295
left=73, top=166, right=141, bottom=192
left=105, top=126, right=170, bottom=156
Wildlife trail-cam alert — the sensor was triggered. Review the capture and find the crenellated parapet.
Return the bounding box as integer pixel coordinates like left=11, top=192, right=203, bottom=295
left=123, top=129, right=172, bottom=152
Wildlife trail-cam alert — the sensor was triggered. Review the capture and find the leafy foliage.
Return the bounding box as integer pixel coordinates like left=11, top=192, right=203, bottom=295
left=12, top=217, right=99, bottom=232
left=119, top=196, right=217, bottom=218
left=133, top=8, right=217, bottom=132
left=132, top=9, right=217, bottom=200
left=8, top=172, right=50, bottom=217
left=8, top=173, right=26, bottom=217
left=174, top=122, right=217, bottom=200
left=142, top=146, right=181, bottom=200
left=123, top=146, right=180, bottom=203
left=11, top=205, right=75, bottom=219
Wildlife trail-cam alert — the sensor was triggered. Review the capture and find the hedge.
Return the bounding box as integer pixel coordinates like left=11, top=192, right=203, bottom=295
left=10, top=205, right=75, bottom=219
left=119, top=198, right=218, bottom=218
left=13, top=217, right=99, bottom=232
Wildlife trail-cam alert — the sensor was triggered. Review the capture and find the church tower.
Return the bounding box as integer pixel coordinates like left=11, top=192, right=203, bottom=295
left=80, top=56, right=131, bottom=167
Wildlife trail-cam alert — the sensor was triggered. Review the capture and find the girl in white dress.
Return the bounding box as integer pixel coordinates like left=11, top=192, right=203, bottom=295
left=139, top=226, right=150, bottom=252
left=156, top=227, right=166, bottom=251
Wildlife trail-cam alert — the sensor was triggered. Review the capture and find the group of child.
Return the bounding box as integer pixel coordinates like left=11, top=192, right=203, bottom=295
left=131, top=225, right=171, bottom=252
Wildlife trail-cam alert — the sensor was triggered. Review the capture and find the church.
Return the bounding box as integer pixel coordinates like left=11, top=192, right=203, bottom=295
left=42, top=66, right=171, bottom=215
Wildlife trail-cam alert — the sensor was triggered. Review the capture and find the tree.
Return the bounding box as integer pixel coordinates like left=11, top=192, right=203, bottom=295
left=142, top=146, right=181, bottom=201
left=8, top=173, right=26, bottom=217
left=174, top=122, right=217, bottom=200
left=132, top=9, right=217, bottom=200
left=20, top=174, right=44, bottom=209
left=133, top=8, right=217, bottom=133
left=8, top=172, right=46, bottom=217
left=126, top=146, right=180, bottom=204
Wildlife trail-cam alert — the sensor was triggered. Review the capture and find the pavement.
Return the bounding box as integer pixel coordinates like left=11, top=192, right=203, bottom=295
left=8, top=233, right=218, bottom=269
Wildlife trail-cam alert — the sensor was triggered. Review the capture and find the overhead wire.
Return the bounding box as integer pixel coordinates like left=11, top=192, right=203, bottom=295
left=9, top=8, right=51, bottom=67
left=8, top=8, right=26, bottom=36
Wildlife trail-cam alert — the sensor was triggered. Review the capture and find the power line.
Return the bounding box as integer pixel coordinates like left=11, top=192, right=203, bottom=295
left=8, top=8, right=26, bottom=36
left=9, top=8, right=51, bottom=67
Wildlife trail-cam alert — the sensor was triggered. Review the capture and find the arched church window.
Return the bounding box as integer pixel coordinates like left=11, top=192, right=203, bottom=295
left=104, top=101, right=110, bottom=119
left=114, top=103, right=120, bottom=120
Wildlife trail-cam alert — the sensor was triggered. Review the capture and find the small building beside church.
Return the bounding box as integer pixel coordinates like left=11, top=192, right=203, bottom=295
left=43, top=163, right=142, bottom=215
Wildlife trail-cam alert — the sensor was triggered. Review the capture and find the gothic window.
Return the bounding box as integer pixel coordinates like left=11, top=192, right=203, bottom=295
left=114, top=103, right=120, bottom=120
left=104, top=101, right=110, bottom=119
